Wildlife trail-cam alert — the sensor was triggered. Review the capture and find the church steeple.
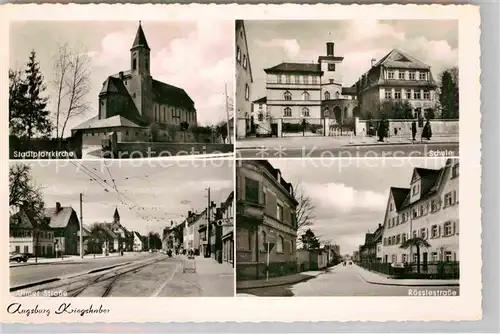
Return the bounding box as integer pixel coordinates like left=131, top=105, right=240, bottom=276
left=130, top=21, right=150, bottom=75
left=113, top=207, right=120, bottom=223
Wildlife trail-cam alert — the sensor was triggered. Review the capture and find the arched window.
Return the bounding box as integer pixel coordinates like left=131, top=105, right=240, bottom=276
left=277, top=236, right=284, bottom=253
left=283, top=91, right=292, bottom=101
left=302, top=91, right=310, bottom=101
left=302, top=107, right=310, bottom=117
left=243, top=55, right=247, bottom=69
left=245, top=84, right=250, bottom=100
left=283, top=107, right=292, bottom=117
left=336, top=91, right=340, bottom=99
left=324, top=91, right=331, bottom=100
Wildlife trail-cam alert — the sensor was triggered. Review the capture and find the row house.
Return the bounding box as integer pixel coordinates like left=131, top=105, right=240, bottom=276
left=216, top=191, right=235, bottom=265
left=235, top=20, right=254, bottom=138
left=236, top=160, right=299, bottom=280
left=349, top=49, right=438, bottom=119
left=9, top=209, right=56, bottom=257
left=359, top=224, right=384, bottom=265
left=379, top=158, right=459, bottom=265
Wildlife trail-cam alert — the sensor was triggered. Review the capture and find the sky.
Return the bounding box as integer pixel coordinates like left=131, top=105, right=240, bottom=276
left=12, top=160, right=233, bottom=236
left=10, top=20, right=234, bottom=137
left=267, top=158, right=450, bottom=255
left=244, top=20, right=458, bottom=101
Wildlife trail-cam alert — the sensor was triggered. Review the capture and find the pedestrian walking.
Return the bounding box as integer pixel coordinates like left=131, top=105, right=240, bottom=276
left=422, top=120, right=432, bottom=140
left=411, top=121, right=417, bottom=141
left=377, top=119, right=386, bottom=142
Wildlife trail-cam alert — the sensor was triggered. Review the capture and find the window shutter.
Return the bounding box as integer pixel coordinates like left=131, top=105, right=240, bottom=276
left=453, top=190, right=457, bottom=204
left=426, top=228, right=429, bottom=239
left=438, top=225, right=441, bottom=237
left=453, top=221, right=456, bottom=235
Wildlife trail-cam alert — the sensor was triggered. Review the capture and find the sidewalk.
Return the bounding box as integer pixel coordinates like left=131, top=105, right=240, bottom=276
left=236, top=134, right=458, bottom=149
left=194, top=256, right=234, bottom=276
left=10, top=252, right=140, bottom=268
left=237, top=268, right=329, bottom=290
left=354, top=264, right=459, bottom=287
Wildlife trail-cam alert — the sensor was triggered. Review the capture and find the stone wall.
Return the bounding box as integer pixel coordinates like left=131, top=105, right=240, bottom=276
left=355, top=117, right=459, bottom=137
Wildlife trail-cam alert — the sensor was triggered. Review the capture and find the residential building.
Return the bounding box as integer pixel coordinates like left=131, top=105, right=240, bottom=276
left=9, top=209, right=55, bottom=257
left=250, top=97, right=271, bottom=136
left=379, top=159, right=459, bottom=265
left=183, top=210, right=207, bottom=254
left=235, top=20, right=254, bottom=138
left=352, top=250, right=360, bottom=263
left=45, top=202, right=80, bottom=255
left=214, top=191, right=235, bottom=265
left=72, top=22, right=197, bottom=146
left=133, top=231, right=145, bottom=251
left=359, top=224, right=383, bottom=265
left=236, top=160, right=299, bottom=280
left=349, top=49, right=438, bottom=120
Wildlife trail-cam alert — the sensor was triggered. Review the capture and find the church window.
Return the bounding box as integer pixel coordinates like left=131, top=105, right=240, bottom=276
left=243, top=55, right=247, bottom=69
left=133, top=93, right=136, bottom=98
left=132, top=58, right=137, bottom=71
left=101, top=100, right=104, bottom=106
left=245, top=84, right=250, bottom=100
left=236, top=46, right=241, bottom=62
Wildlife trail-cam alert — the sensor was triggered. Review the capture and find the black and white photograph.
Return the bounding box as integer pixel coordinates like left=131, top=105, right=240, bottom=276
left=9, top=159, right=234, bottom=297
left=236, top=158, right=459, bottom=296
left=235, top=20, right=459, bottom=158
left=9, top=20, right=234, bottom=159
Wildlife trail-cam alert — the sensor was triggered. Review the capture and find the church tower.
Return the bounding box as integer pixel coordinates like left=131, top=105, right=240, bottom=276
left=113, top=207, right=120, bottom=224
left=129, top=21, right=153, bottom=121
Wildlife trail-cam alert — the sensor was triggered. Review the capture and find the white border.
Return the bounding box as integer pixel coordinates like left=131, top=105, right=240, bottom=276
left=0, top=4, right=481, bottom=323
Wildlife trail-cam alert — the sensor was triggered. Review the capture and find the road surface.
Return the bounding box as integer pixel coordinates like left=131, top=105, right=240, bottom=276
left=236, top=143, right=459, bottom=158
left=11, top=255, right=234, bottom=297
left=238, top=264, right=460, bottom=297
left=10, top=252, right=153, bottom=288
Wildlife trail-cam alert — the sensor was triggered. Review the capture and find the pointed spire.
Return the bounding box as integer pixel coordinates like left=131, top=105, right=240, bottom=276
left=114, top=207, right=120, bottom=219
left=131, top=21, right=150, bottom=50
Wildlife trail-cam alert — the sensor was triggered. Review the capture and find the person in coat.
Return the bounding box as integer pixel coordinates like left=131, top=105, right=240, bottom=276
left=377, top=120, right=386, bottom=142
left=411, top=121, right=417, bottom=141
left=422, top=120, right=432, bottom=140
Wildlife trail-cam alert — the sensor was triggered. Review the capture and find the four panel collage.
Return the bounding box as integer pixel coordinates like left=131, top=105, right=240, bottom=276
left=9, top=18, right=459, bottom=298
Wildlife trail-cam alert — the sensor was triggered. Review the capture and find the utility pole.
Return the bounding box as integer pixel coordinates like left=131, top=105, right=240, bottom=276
left=206, top=187, right=211, bottom=258
left=225, top=83, right=231, bottom=144
left=79, top=193, right=84, bottom=259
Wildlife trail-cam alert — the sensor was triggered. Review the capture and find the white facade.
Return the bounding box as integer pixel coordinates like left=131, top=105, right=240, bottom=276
left=380, top=159, right=459, bottom=264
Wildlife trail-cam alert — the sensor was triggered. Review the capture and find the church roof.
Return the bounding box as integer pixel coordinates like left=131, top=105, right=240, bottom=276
left=131, top=22, right=150, bottom=50
left=99, top=76, right=130, bottom=96
left=114, top=208, right=120, bottom=218
left=152, top=79, right=195, bottom=109
left=73, top=115, right=144, bottom=131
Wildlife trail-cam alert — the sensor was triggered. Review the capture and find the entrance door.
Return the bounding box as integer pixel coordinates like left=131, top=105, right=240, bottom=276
left=271, top=124, right=278, bottom=137
left=422, top=252, right=428, bottom=272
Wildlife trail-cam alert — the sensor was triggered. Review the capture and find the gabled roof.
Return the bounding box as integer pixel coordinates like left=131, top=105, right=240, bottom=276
left=99, top=76, right=130, bottom=96
left=252, top=96, right=267, bottom=104
left=131, top=22, right=150, bottom=51
left=10, top=210, right=34, bottom=229
left=390, top=187, right=410, bottom=211
left=264, top=62, right=322, bottom=74
left=152, top=79, right=195, bottom=110
left=45, top=206, right=77, bottom=229
left=134, top=231, right=144, bottom=240
left=72, top=115, right=144, bottom=131
left=373, top=49, right=430, bottom=70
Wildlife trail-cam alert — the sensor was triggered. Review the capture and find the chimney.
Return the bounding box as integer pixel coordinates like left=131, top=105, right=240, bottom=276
left=326, top=42, right=334, bottom=56
left=55, top=202, right=61, bottom=213
left=171, top=221, right=173, bottom=226
left=378, top=223, right=382, bottom=228
left=119, top=71, right=124, bottom=80
left=188, top=210, right=192, bottom=217
left=371, top=58, right=376, bottom=67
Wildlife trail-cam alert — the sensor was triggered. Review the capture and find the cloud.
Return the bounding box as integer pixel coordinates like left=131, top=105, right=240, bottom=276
left=256, top=38, right=301, bottom=59
left=303, top=182, right=387, bottom=215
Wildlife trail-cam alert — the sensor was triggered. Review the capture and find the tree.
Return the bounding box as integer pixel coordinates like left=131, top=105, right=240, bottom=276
left=147, top=231, right=162, bottom=250
left=52, top=44, right=91, bottom=140
left=300, top=228, right=321, bottom=250
left=293, top=183, right=316, bottom=236
left=216, top=121, right=229, bottom=143
left=9, top=51, right=52, bottom=139
left=9, top=164, right=45, bottom=219
left=88, top=223, right=107, bottom=255
left=438, top=67, right=459, bottom=119
left=399, top=237, right=431, bottom=274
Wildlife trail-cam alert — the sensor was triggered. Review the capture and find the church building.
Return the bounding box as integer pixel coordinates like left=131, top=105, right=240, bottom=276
left=73, top=22, right=197, bottom=145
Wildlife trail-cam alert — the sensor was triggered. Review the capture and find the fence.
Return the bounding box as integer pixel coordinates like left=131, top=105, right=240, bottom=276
left=281, top=118, right=325, bottom=137
left=359, top=261, right=460, bottom=279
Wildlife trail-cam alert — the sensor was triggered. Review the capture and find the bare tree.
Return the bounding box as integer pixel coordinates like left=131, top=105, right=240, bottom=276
left=52, top=44, right=91, bottom=141
left=294, top=183, right=316, bottom=236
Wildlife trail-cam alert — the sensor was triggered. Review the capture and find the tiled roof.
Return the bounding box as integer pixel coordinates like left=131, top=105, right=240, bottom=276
left=99, top=76, right=130, bottom=96
left=10, top=210, right=34, bottom=229
left=131, top=22, right=150, bottom=50
left=152, top=79, right=195, bottom=110
left=45, top=206, right=76, bottom=229
left=72, top=115, right=144, bottom=131
left=264, top=62, right=322, bottom=74
left=374, top=49, right=430, bottom=70
left=399, top=165, right=450, bottom=209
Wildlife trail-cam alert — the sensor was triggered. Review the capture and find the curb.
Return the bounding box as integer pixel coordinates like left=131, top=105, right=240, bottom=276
left=344, top=141, right=458, bottom=147
left=10, top=278, right=61, bottom=292
left=237, top=269, right=330, bottom=290
left=354, top=268, right=460, bottom=287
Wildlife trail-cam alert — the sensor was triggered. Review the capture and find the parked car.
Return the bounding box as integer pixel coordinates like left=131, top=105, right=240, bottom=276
left=9, top=252, right=29, bottom=263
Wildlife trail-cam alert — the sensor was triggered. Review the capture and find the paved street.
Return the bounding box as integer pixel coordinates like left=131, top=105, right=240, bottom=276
left=11, top=255, right=234, bottom=297
left=236, top=142, right=459, bottom=158
left=238, top=264, right=459, bottom=297
left=10, top=252, right=153, bottom=288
